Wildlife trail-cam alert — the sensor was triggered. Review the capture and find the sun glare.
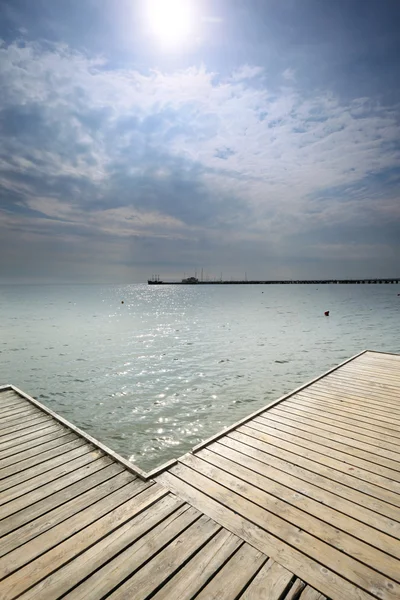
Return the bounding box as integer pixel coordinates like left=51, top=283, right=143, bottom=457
left=144, top=0, right=196, bottom=47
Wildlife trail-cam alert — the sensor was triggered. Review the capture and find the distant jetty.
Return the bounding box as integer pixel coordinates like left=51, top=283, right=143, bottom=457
left=148, top=277, right=400, bottom=285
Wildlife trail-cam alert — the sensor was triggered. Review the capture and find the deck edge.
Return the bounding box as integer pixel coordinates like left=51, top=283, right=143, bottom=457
left=190, top=349, right=369, bottom=454
left=2, top=349, right=387, bottom=479
left=1, top=384, right=149, bottom=480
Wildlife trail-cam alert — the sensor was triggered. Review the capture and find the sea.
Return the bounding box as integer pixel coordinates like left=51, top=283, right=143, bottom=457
left=1, top=283, right=399, bottom=471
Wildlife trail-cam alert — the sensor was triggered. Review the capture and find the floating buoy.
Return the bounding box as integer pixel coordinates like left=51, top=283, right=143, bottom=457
left=121, top=300, right=124, bottom=304
left=324, top=310, right=329, bottom=316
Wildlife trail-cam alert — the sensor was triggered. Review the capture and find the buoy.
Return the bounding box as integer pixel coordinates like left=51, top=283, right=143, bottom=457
left=324, top=310, right=329, bottom=316
left=121, top=301, right=124, bottom=304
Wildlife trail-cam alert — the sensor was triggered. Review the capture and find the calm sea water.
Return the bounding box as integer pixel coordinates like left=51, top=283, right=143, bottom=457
left=1, top=283, right=399, bottom=470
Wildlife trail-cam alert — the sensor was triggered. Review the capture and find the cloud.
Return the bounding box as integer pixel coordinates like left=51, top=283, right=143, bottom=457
left=282, top=68, right=295, bottom=81
left=0, top=39, right=399, bottom=280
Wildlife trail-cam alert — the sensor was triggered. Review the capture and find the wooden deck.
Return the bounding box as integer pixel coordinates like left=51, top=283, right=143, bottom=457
left=1, top=350, right=399, bottom=599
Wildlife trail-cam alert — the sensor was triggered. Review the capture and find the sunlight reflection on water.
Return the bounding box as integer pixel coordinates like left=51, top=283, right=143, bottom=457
left=0, top=283, right=399, bottom=469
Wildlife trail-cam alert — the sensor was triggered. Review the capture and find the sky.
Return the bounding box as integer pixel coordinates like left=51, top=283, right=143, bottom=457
left=0, top=0, right=400, bottom=283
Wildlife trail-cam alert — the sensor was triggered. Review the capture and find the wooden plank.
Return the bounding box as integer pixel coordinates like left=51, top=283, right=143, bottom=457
left=180, top=453, right=400, bottom=583
left=157, top=470, right=376, bottom=600
left=106, top=516, right=223, bottom=600
left=255, top=415, right=400, bottom=470
left=151, top=529, right=243, bottom=600
left=0, top=484, right=168, bottom=599
left=0, top=442, right=89, bottom=492
left=243, top=421, right=400, bottom=496
left=299, top=587, right=326, bottom=600
left=297, top=386, right=400, bottom=421
left=292, top=393, right=400, bottom=431
left=331, top=366, right=400, bottom=386
left=0, top=432, right=77, bottom=469
left=227, top=430, right=400, bottom=524
left=0, top=456, right=111, bottom=521
left=284, top=579, right=306, bottom=599
left=0, top=449, right=104, bottom=506
left=0, top=408, right=39, bottom=425
left=199, top=446, right=400, bottom=555
left=269, top=405, right=400, bottom=451
left=0, top=404, right=34, bottom=419
left=20, top=495, right=186, bottom=600
left=0, top=437, right=85, bottom=480
left=301, top=383, right=400, bottom=416
left=313, top=377, right=400, bottom=403
left=342, top=362, right=400, bottom=380
left=0, top=415, right=53, bottom=438
left=298, top=387, right=400, bottom=420
left=0, top=459, right=119, bottom=533
left=0, top=429, right=72, bottom=462
left=0, top=477, right=151, bottom=579
left=217, top=437, right=400, bottom=539
left=240, top=559, right=294, bottom=600
left=240, top=423, right=400, bottom=507
left=163, top=463, right=400, bottom=599
left=323, top=375, right=400, bottom=400
left=193, top=543, right=267, bottom=600
left=0, top=422, right=66, bottom=449
left=311, top=388, right=400, bottom=415
left=359, top=354, right=400, bottom=368
left=276, top=401, right=400, bottom=443
left=209, top=438, right=400, bottom=548
left=0, top=470, right=136, bottom=559
left=345, top=359, right=400, bottom=374
left=60, top=508, right=205, bottom=600
left=0, top=398, right=27, bottom=412
left=0, top=462, right=126, bottom=541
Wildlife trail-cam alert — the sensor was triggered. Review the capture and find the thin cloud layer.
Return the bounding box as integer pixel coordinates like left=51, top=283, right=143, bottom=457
left=1, top=0, right=400, bottom=281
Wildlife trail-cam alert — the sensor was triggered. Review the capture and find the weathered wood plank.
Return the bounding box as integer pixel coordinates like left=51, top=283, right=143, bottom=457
left=227, top=431, right=400, bottom=524
left=0, top=467, right=131, bottom=552
left=284, top=579, right=306, bottom=599
left=312, top=377, right=400, bottom=403
left=0, top=460, right=120, bottom=535
left=268, top=406, right=400, bottom=452
left=107, top=517, right=228, bottom=600
left=0, top=437, right=86, bottom=480
left=0, top=442, right=89, bottom=492
left=0, top=415, right=54, bottom=438
left=293, top=393, right=400, bottom=430
left=255, top=415, right=400, bottom=470
left=193, top=543, right=267, bottom=600
left=0, top=432, right=77, bottom=469
left=276, top=401, right=400, bottom=443
left=158, top=470, right=376, bottom=600
left=0, top=449, right=104, bottom=506
left=180, top=453, right=400, bottom=584
left=0, top=422, right=65, bottom=448
left=0, top=477, right=149, bottom=578
left=0, top=484, right=168, bottom=600
left=239, top=424, right=400, bottom=505
left=151, top=529, right=243, bottom=600
left=297, top=388, right=400, bottom=421
left=0, top=408, right=39, bottom=427
left=0, top=429, right=72, bottom=462
left=20, top=494, right=186, bottom=600
left=61, top=509, right=212, bottom=600
left=240, top=559, right=294, bottom=600
left=198, top=446, right=400, bottom=555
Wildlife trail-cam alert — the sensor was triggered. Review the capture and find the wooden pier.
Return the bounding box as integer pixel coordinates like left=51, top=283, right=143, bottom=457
left=1, top=350, right=399, bottom=599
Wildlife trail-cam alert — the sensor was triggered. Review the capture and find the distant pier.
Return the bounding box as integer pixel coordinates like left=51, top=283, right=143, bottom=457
left=148, top=278, right=400, bottom=285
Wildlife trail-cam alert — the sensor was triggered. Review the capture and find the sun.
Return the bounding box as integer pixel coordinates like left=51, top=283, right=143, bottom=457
left=144, top=0, right=196, bottom=47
